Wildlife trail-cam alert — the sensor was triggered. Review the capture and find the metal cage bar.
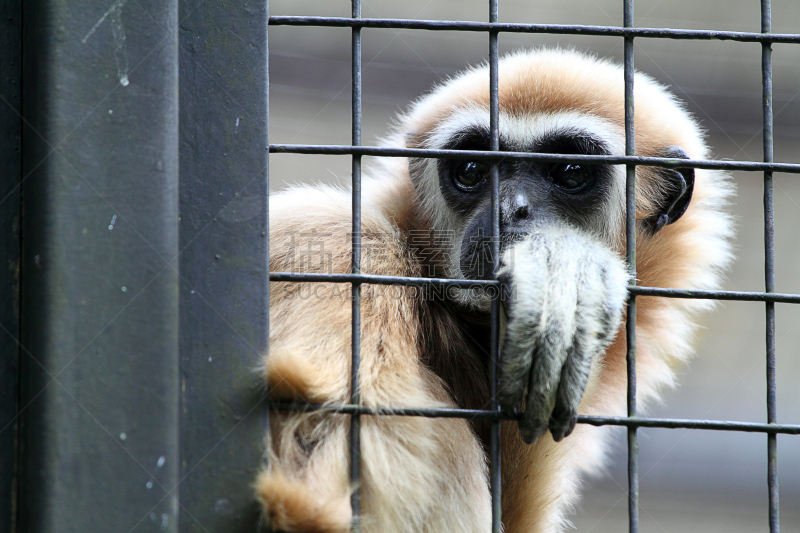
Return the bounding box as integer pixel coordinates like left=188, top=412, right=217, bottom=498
left=268, top=17, right=800, bottom=44
left=761, top=1, right=780, bottom=532
left=270, top=273, right=800, bottom=304
left=622, top=1, right=639, bottom=531
left=349, top=1, right=364, bottom=529
left=268, top=144, right=800, bottom=174
left=265, top=0, right=272, bottom=476
left=488, top=2, right=502, bottom=532
left=269, top=402, right=800, bottom=434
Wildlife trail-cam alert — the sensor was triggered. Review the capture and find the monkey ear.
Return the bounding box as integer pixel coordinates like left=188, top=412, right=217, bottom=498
left=642, top=146, right=695, bottom=234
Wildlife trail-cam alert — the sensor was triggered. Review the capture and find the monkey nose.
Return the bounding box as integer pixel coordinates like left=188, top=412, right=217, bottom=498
left=510, top=192, right=530, bottom=221
left=511, top=203, right=529, bottom=221
left=501, top=192, right=532, bottom=235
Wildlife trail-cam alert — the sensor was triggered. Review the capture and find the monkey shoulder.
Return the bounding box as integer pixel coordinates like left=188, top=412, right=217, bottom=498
left=268, top=182, right=447, bottom=404
left=269, top=182, right=422, bottom=277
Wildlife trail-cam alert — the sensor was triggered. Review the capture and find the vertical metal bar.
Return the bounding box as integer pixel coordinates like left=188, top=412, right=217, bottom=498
left=19, top=1, right=180, bottom=530
left=350, top=1, right=363, bottom=531
left=623, top=2, right=639, bottom=533
left=265, top=0, right=271, bottom=473
left=0, top=2, right=21, bottom=531
left=177, top=1, right=269, bottom=529
left=488, top=1, right=502, bottom=531
left=761, top=2, right=779, bottom=532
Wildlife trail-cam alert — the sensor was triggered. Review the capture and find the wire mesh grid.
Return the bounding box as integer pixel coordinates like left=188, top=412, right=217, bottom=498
left=266, top=2, right=800, bottom=532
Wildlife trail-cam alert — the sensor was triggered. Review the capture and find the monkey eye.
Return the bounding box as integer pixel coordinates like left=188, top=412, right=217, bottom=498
left=454, top=161, right=490, bottom=190
left=550, top=163, right=594, bottom=192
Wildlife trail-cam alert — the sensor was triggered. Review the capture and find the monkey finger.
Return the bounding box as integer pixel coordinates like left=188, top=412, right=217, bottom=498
left=518, top=347, right=554, bottom=444
left=521, top=341, right=574, bottom=444
left=518, top=240, right=582, bottom=442
left=496, top=298, right=540, bottom=413
left=496, top=242, right=547, bottom=412
left=520, top=317, right=574, bottom=444
left=549, top=256, right=627, bottom=442
left=548, top=334, right=590, bottom=442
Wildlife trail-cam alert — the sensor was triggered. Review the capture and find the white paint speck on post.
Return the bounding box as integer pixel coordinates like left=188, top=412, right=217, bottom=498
left=80, top=1, right=131, bottom=86
left=81, top=0, right=128, bottom=44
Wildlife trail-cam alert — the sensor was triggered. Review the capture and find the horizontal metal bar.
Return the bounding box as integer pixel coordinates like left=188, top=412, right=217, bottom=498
left=578, top=415, right=800, bottom=434
left=270, top=144, right=800, bottom=174
left=269, top=402, right=800, bottom=435
left=271, top=273, right=800, bottom=304
left=270, top=271, right=498, bottom=287
left=268, top=16, right=800, bottom=44
left=631, top=286, right=800, bottom=304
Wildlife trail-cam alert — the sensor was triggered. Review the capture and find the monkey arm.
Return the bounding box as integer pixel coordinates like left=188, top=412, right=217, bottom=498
left=259, top=187, right=493, bottom=532
left=495, top=225, right=629, bottom=444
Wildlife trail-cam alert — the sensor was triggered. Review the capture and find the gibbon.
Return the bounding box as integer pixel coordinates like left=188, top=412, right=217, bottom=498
left=257, top=49, right=733, bottom=532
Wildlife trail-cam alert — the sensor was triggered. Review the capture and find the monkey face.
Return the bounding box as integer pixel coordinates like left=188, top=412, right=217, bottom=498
left=409, top=111, right=628, bottom=290
left=436, top=128, right=619, bottom=281
left=403, top=50, right=700, bottom=309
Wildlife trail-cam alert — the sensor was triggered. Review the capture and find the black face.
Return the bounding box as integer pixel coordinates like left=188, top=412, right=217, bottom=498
left=435, top=127, right=614, bottom=280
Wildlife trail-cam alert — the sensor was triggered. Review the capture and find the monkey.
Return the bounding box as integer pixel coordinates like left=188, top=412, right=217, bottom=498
left=257, top=48, right=733, bottom=532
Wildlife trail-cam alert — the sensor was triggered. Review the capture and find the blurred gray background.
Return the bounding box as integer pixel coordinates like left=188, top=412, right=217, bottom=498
left=267, top=1, right=800, bottom=531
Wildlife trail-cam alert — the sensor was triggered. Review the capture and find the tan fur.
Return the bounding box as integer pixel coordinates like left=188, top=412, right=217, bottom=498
left=256, top=470, right=352, bottom=533
left=266, top=347, right=344, bottom=403
left=258, top=49, right=733, bottom=532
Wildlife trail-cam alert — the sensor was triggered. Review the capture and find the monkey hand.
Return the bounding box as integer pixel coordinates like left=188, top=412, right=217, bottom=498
left=495, top=226, right=629, bottom=444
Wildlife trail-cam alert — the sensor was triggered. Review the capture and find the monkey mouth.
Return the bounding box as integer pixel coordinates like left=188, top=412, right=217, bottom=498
left=459, top=231, right=526, bottom=280
left=500, top=231, right=529, bottom=245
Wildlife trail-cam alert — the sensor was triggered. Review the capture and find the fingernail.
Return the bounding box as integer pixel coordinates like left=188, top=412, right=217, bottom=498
left=520, top=421, right=547, bottom=445
left=551, top=415, right=577, bottom=442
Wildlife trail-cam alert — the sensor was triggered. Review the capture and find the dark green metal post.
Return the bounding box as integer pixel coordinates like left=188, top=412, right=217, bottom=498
left=19, top=1, right=181, bottom=531
left=177, top=1, right=269, bottom=530
left=0, top=1, right=22, bottom=531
